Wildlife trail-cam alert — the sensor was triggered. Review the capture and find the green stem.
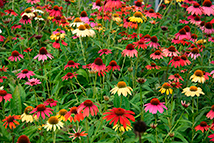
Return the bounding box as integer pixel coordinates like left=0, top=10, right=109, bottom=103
left=119, top=57, right=126, bottom=79
left=140, top=85, right=144, bottom=120
left=120, top=96, right=123, bottom=108
left=155, top=114, right=158, bottom=143
left=1, top=101, right=5, bottom=116
left=79, top=37, right=87, bottom=65
left=44, top=64, right=50, bottom=97
left=52, top=131, right=56, bottom=143
left=85, top=118, right=89, bottom=143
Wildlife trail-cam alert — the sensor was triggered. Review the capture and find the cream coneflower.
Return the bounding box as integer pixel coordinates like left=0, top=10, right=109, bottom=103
left=159, top=83, right=173, bottom=95
left=110, top=81, right=133, bottom=97
left=84, top=23, right=95, bottom=37
left=182, top=86, right=204, bottom=97
left=70, top=17, right=84, bottom=27
left=190, top=70, right=205, bottom=83
left=112, top=14, right=122, bottom=23
left=72, top=25, right=90, bottom=37
left=21, top=106, right=36, bottom=123
left=22, top=8, right=35, bottom=18
left=129, top=12, right=147, bottom=23
left=43, top=116, right=63, bottom=131
left=56, top=109, right=67, bottom=121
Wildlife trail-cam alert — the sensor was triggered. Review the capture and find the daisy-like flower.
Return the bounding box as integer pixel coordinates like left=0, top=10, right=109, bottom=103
left=0, top=88, right=12, bottom=102
left=2, top=115, right=20, bottom=129
left=159, top=83, right=173, bottom=95
left=206, top=105, right=214, bottom=119
left=64, top=60, right=80, bottom=70
left=204, top=22, right=214, bottom=34
left=50, top=29, right=66, bottom=40
left=91, top=57, right=106, bottom=73
left=133, top=39, right=147, bottom=49
left=145, top=63, right=161, bottom=70
left=112, top=13, right=122, bottom=23
left=122, top=44, right=138, bottom=58
left=27, top=0, right=40, bottom=4
left=77, top=100, right=99, bottom=117
left=22, top=8, right=35, bottom=18
left=24, top=48, right=32, bottom=53
left=148, top=36, right=160, bottom=49
left=188, top=47, right=200, bottom=59
left=16, top=69, right=34, bottom=79
left=189, top=15, right=201, bottom=26
left=34, top=15, right=44, bottom=21
left=92, top=0, right=101, bottom=10
left=34, top=47, right=53, bottom=62
left=181, top=100, right=190, bottom=108
left=65, top=107, right=84, bottom=122
left=182, top=86, right=204, bottom=97
left=17, top=135, right=30, bottom=143
left=144, top=98, right=167, bottom=114
left=175, top=28, right=189, bottom=40
left=30, top=104, right=53, bottom=119
left=202, top=0, right=214, bottom=16
left=190, top=34, right=198, bottom=42
left=19, top=15, right=31, bottom=24
left=113, top=124, right=132, bottom=132
left=84, top=23, right=95, bottom=37
left=187, top=3, right=203, bottom=16
left=11, top=24, right=22, bottom=30
left=72, top=25, right=90, bottom=37
left=52, top=39, right=67, bottom=49
left=169, top=56, right=182, bottom=68
left=98, top=49, right=112, bottom=56
left=103, top=108, right=135, bottom=128
left=129, top=12, right=147, bottom=23
left=8, top=50, right=24, bottom=61
left=44, top=116, right=63, bottom=131
left=190, top=70, right=205, bottom=83
left=70, top=18, right=84, bottom=28
left=110, top=81, right=133, bottom=97
left=56, top=109, right=67, bottom=121
left=21, top=106, right=35, bottom=123
left=163, top=46, right=179, bottom=57
left=80, top=11, right=89, bottom=23
left=104, top=0, right=122, bottom=9
left=168, top=73, right=184, bottom=82
left=25, top=78, right=41, bottom=86
left=68, top=128, right=88, bottom=140
left=44, top=98, right=58, bottom=107
left=195, top=121, right=209, bottom=133
left=4, top=9, right=18, bottom=16
left=107, top=60, right=120, bottom=71
left=62, top=72, right=77, bottom=81
left=150, top=50, right=165, bottom=60
left=49, top=5, right=62, bottom=17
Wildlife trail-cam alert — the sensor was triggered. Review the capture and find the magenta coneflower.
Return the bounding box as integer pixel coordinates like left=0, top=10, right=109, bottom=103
left=49, top=5, right=62, bottom=17
left=169, top=81, right=182, bottom=89
left=91, top=57, right=106, bottom=72
left=168, top=73, right=184, bottom=82
left=184, top=0, right=197, bottom=4
left=65, top=107, right=84, bottom=122
left=64, top=60, right=80, bottom=70
left=208, top=37, right=214, bottom=42
left=145, top=63, right=161, bottom=70
left=122, top=44, right=138, bottom=58
left=186, top=3, right=203, bottom=15
left=180, top=55, right=191, bottom=66
left=27, top=0, right=40, bottom=4
left=190, top=34, right=198, bottom=42
left=77, top=100, right=99, bottom=117
left=148, top=36, right=160, bottom=49
left=80, top=11, right=89, bottom=23
left=92, top=0, right=101, bottom=10
left=175, top=28, right=189, bottom=40
left=144, top=98, right=167, bottom=114
left=4, top=9, right=18, bottom=16
left=141, top=34, right=151, bottom=42
left=0, top=35, right=5, bottom=42
left=16, top=69, right=35, bottom=79
left=208, top=134, right=214, bottom=142
left=104, top=0, right=122, bottom=9
left=11, top=24, right=21, bottom=30
left=163, top=46, right=179, bottom=57
left=169, top=56, right=182, bottom=68
left=179, top=19, right=189, bottom=24
left=133, top=39, right=147, bottom=49
left=107, top=60, right=120, bottom=71
left=195, top=121, right=209, bottom=133
left=98, top=49, right=112, bottom=56
left=203, top=22, right=214, bottom=34
left=30, top=104, right=53, bottom=119
left=206, top=105, right=214, bottom=119
left=53, top=40, right=67, bottom=49
left=34, top=47, right=53, bottom=62
left=62, top=72, right=77, bottom=81
left=44, top=98, right=58, bottom=107
left=19, top=15, right=31, bottom=24
left=8, top=51, right=24, bottom=61
left=202, top=0, right=214, bottom=16
left=190, top=15, right=201, bottom=26
left=183, top=25, right=191, bottom=39
left=0, top=89, right=12, bottom=102
left=82, top=64, right=91, bottom=69
left=25, top=78, right=41, bottom=86
left=0, top=76, right=7, bottom=83
left=188, top=47, right=200, bottom=59
left=150, top=50, right=165, bottom=60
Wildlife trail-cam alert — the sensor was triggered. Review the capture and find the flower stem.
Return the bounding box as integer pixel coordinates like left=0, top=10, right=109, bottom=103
left=79, top=37, right=87, bottom=65
left=85, top=118, right=89, bottom=143
left=120, top=96, right=123, bottom=108
left=119, top=57, right=126, bottom=79
left=52, top=131, right=56, bottom=143
left=140, top=85, right=144, bottom=120
left=154, top=114, right=158, bottom=143
left=1, top=101, right=5, bottom=116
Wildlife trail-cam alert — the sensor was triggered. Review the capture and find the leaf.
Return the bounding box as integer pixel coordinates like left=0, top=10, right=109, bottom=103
left=174, top=131, right=189, bottom=143
left=11, top=86, right=22, bottom=115
left=76, top=69, right=89, bottom=82
left=113, top=94, right=120, bottom=108
left=122, top=97, right=130, bottom=110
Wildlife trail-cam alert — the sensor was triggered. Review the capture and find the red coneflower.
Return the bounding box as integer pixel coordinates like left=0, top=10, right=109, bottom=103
left=195, top=121, right=209, bottom=133
left=0, top=76, right=7, bottom=83
left=0, top=35, right=5, bottom=42
left=64, top=60, right=80, bottom=70
left=163, top=46, right=179, bottom=57
left=25, top=78, right=41, bottom=86
left=168, top=73, right=184, bottom=82
left=202, top=0, right=214, bottom=16
left=190, top=34, right=198, bottom=42
left=145, top=63, right=161, bottom=70
left=98, top=49, right=112, bottom=56
left=17, top=135, right=31, bottom=143
left=82, top=64, right=91, bottom=69
left=186, top=3, right=203, bottom=16
left=179, top=19, right=189, bottom=24
left=77, top=100, right=99, bottom=117
left=62, top=72, right=77, bottom=81
left=92, top=0, right=102, bottom=10
left=122, top=44, right=138, bottom=57
left=4, top=9, right=18, bottom=16
left=104, top=0, right=122, bottom=10
left=169, top=56, right=182, bottom=68
left=208, top=134, right=214, bottom=142
left=0, top=66, right=8, bottom=72
left=188, top=47, right=200, bottom=59
left=52, top=39, right=67, bottom=49
left=183, top=25, right=191, bottom=39
left=150, top=50, right=165, bottom=60
left=0, top=89, right=12, bottom=102
left=148, top=36, right=160, bottom=49
left=103, top=108, right=135, bottom=128
left=107, top=60, right=120, bottom=71
left=44, top=98, right=58, bottom=107
left=30, top=104, right=53, bottom=119
left=68, top=128, right=88, bottom=140
left=175, top=28, right=189, bottom=40
left=203, top=22, right=214, bottom=34
left=11, top=24, right=21, bottom=30
left=23, top=48, right=32, bottom=53
left=8, top=50, right=24, bottom=61
left=34, top=47, right=54, bottom=62
left=2, top=115, right=20, bottom=129
left=180, top=55, right=191, bottom=66
left=65, top=107, right=84, bottom=122
left=133, top=39, right=147, bottom=49
left=169, top=81, right=182, bottom=89
left=49, top=5, right=62, bottom=17
left=91, top=57, right=106, bottom=73
left=184, top=0, right=197, bottom=4
left=206, top=105, right=214, bottom=119
left=19, top=15, right=31, bottom=24
left=16, top=69, right=35, bottom=79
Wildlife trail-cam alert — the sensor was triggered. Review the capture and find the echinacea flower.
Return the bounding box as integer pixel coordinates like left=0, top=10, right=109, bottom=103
left=91, top=57, right=106, bottom=73
left=189, top=15, right=201, bottom=26
left=168, top=73, right=184, bottom=82
left=181, top=100, right=190, bottom=108
left=104, top=0, right=122, bottom=9
left=148, top=36, right=160, bottom=49
left=169, top=56, right=182, bottom=68
left=77, top=100, right=99, bottom=117
left=19, top=15, right=31, bottom=24
left=150, top=50, right=165, bottom=60
left=56, top=109, right=67, bottom=121
left=34, top=47, right=53, bottom=62
left=52, top=39, right=67, bottom=49
left=64, top=60, right=80, bottom=70
left=195, top=121, right=209, bottom=133
left=190, top=70, right=205, bottom=83
left=188, top=47, right=200, bottom=60
left=208, top=134, right=214, bottom=142
left=163, top=46, right=179, bottom=57
left=129, top=12, right=147, bottom=23
left=25, top=78, right=41, bottom=86
left=49, top=5, right=62, bottom=17
left=62, top=72, right=77, bottom=81
left=202, top=0, right=214, bottom=16
left=68, top=128, right=88, bottom=140
left=190, top=34, right=198, bottom=42
left=206, top=105, right=214, bottom=119
left=65, top=107, right=84, bottom=122
left=186, top=3, right=203, bottom=16
left=103, top=108, right=135, bottom=128
left=145, top=63, right=161, bottom=70
left=98, top=49, right=112, bottom=56
left=30, top=104, right=53, bottom=119
left=0, top=76, right=7, bottom=83
left=159, top=83, right=173, bottom=95
left=204, top=22, right=214, bottom=34
left=113, top=124, right=132, bottom=132
left=133, top=120, right=147, bottom=137
left=8, top=51, right=24, bottom=61
left=44, top=98, right=58, bottom=107
left=0, top=89, right=12, bottom=102
left=27, top=0, right=40, bottom=4
left=175, top=28, right=189, bottom=40
left=80, top=11, right=89, bottom=23
left=144, top=98, right=167, bottom=114
left=133, top=39, right=147, bottom=49
left=22, top=8, right=35, bottom=18
left=182, top=86, right=204, bottom=97
left=92, top=0, right=101, bottom=10
left=16, top=69, right=35, bottom=79
left=17, top=135, right=30, bottom=143
left=21, top=106, right=35, bottom=123
left=70, top=18, right=84, bottom=28
left=11, top=24, right=22, bottom=30
left=110, top=81, right=133, bottom=97
left=24, top=48, right=32, bottom=53
left=122, top=44, right=138, bottom=58
left=2, top=115, right=20, bottom=129
left=43, top=116, right=63, bottom=131
left=107, top=60, right=120, bottom=71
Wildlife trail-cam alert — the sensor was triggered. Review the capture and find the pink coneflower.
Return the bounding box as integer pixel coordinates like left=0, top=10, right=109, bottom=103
left=25, top=78, right=41, bottom=86
left=206, top=105, right=214, bottom=119
left=53, top=40, right=67, bottom=49
left=64, top=60, right=80, bottom=70
left=183, top=25, right=191, bottom=39
left=16, top=69, right=35, bottom=79
left=0, top=76, right=7, bottom=83
left=65, top=107, right=84, bottom=122
left=8, top=51, right=24, bottom=61
left=190, top=34, right=198, bottom=42
left=19, top=15, right=31, bottom=24
left=98, top=49, right=112, bottom=56
left=27, top=0, right=40, bottom=4
left=62, top=72, right=77, bottom=81
left=203, top=22, right=214, bottom=34
left=150, top=50, right=165, bottom=60
left=188, top=47, right=200, bottom=59
left=91, top=58, right=106, bottom=73
left=34, top=47, right=53, bottom=62
left=163, top=46, right=179, bottom=57
left=202, top=0, right=214, bottom=16
left=179, top=19, right=189, bottom=24
left=4, top=9, right=18, bottom=16
left=107, top=60, right=120, bottom=71
left=211, top=70, right=214, bottom=78
left=180, top=55, right=191, bottom=66
left=87, top=18, right=97, bottom=27
left=181, top=100, right=190, bottom=108
left=190, top=15, right=201, bottom=26
left=169, top=56, right=182, bottom=68
left=186, top=3, right=203, bottom=15
left=77, top=100, right=99, bottom=117
left=80, top=11, right=89, bottom=23
left=0, top=66, right=7, bottom=72
left=82, top=64, right=91, bottom=69
left=11, top=24, right=21, bottom=30
left=68, top=128, right=88, bottom=140
left=122, top=44, right=138, bottom=58
left=92, top=0, right=101, bottom=10
left=168, top=73, right=184, bottom=82
left=133, top=39, right=147, bottom=49
left=144, top=98, right=167, bottom=114
left=49, top=5, right=62, bottom=17
left=0, top=35, right=5, bottom=42
left=145, top=63, right=161, bottom=70
left=104, top=0, right=122, bottom=9
left=184, top=0, right=197, bottom=4
left=30, top=104, right=53, bottom=119
left=0, top=89, right=12, bottom=102
left=44, top=98, right=58, bottom=107
left=209, top=37, right=214, bottom=42
left=175, top=28, right=189, bottom=40
left=195, top=121, right=209, bottom=133
left=148, top=36, right=160, bottom=49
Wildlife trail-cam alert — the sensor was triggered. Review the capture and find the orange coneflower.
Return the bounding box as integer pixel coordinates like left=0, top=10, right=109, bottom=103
left=2, top=115, right=20, bottom=129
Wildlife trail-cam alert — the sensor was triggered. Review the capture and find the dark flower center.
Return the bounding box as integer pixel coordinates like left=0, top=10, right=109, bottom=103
left=135, top=0, right=142, bottom=7
left=200, top=21, right=205, bottom=26
left=200, top=121, right=207, bottom=127
left=151, top=63, right=156, bottom=67
left=174, top=73, right=180, bottom=78
left=68, top=60, right=75, bottom=65
left=36, top=104, right=46, bottom=111
left=211, top=105, right=214, bottom=111
left=75, top=133, right=81, bottom=136
left=22, top=69, right=29, bottom=74
left=39, top=47, right=48, bottom=55
left=173, top=56, right=181, bottom=61
left=70, top=107, right=78, bottom=114
left=154, top=50, right=161, bottom=55
left=203, top=0, right=211, bottom=7
left=48, top=116, right=59, bottom=124
left=55, top=16, right=61, bottom=20
left=161, top=26, right=168, bottom=31
left=150, top=98, right=160, bottom=105
left=59, top=109, right=67, bottom=115
left=67, top=72, right=73, bottom=77
left=96, top=0, right=101, bottom=6
left=101, top=49, right=108, bottom=52
left=53, top=5, right=59, bottom=10
left=181, top=55, right=187, bottom=60
left=184, top=26, right=190, bottom=32
left=191, top=34, right=197, bottom=39
left=80, top=11, right=87, bottom=17
left=205, top=22, right=212, bottom=29
left=134, top=12, right=143, bottom=17
left=46, top=98, right=54, bottom=103
left=162, top=83, right=170, bottom=89
left=109, top=60, right=117, bottom=66
left=138, top=41, right=145, bottom=44
left=117, top=81, right=127, bottom=88
left=94, top=58, right=103, bottom=65
left=191, top=48, right=199, bottom=54
left=17, top=135, right=30, bottom=143
left=84, top=100, right=93, bottom=107
left=149, top=9, right=155, bottom=13
left=74, top=18, right=82, bottom=22
left=0, top=90, right=7, bottom=96
left=24, top=106, right=33, bottom=114
left=194, top=70, right=203, bottom=77
left=190, top=86, right=198, bottom=91
left=126, top=44, right=135, bottom=50
left=179, top=28, right=186, bottom=35
left=168, top=46, right=176, bottom=52
left=114, top=108, right=125, bottom=116
left=194, top=15, right=201, bottom=21
left=144, top=34, right=151, bottom=39
left=7, top=116, right=14, bottom=122
left=193, top=3, right=200, bottom=8
left=78, top=25, right=86, bottom=30
left=89, top=18, right=95, bottom=22
left=150, top=36, right=158, bottom=42
left=22, top=15, right=29, bottom=20
left=12, top=51, right=19, bottom=57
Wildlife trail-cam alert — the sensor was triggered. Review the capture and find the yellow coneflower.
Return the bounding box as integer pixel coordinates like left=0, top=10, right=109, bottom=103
left=72, top=25, right=90, bottom=37
left=159, top=83, right=173, bottom=95
left=56, top=109, right=67, bottom=121
left=182, top=86, right=204, bottom=97
left=43, top=116, right=63, bottom=131
left=190, top=70, right=205, bottom=83
left=21, top=106, right=36, bottom=123
left=129, top=12, right=147, bottom=23
left=70, top=17, right=84, bottom=27
left=112, top=14, right=122, bottom=23
left=113, top=124, right=132, bottom=132
left=110, top=81, right=133, bottom=97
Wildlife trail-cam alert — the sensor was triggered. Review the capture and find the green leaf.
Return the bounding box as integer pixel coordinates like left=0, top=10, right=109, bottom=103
left=122, top=97, right=130, bottom=110
left=11, top=86, right=22, bottom=115
left=174, top=131, right=189, bottom=143
left=76, top=69, right=89, bottom=82
left=113, top=94, right=120, bottom=108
